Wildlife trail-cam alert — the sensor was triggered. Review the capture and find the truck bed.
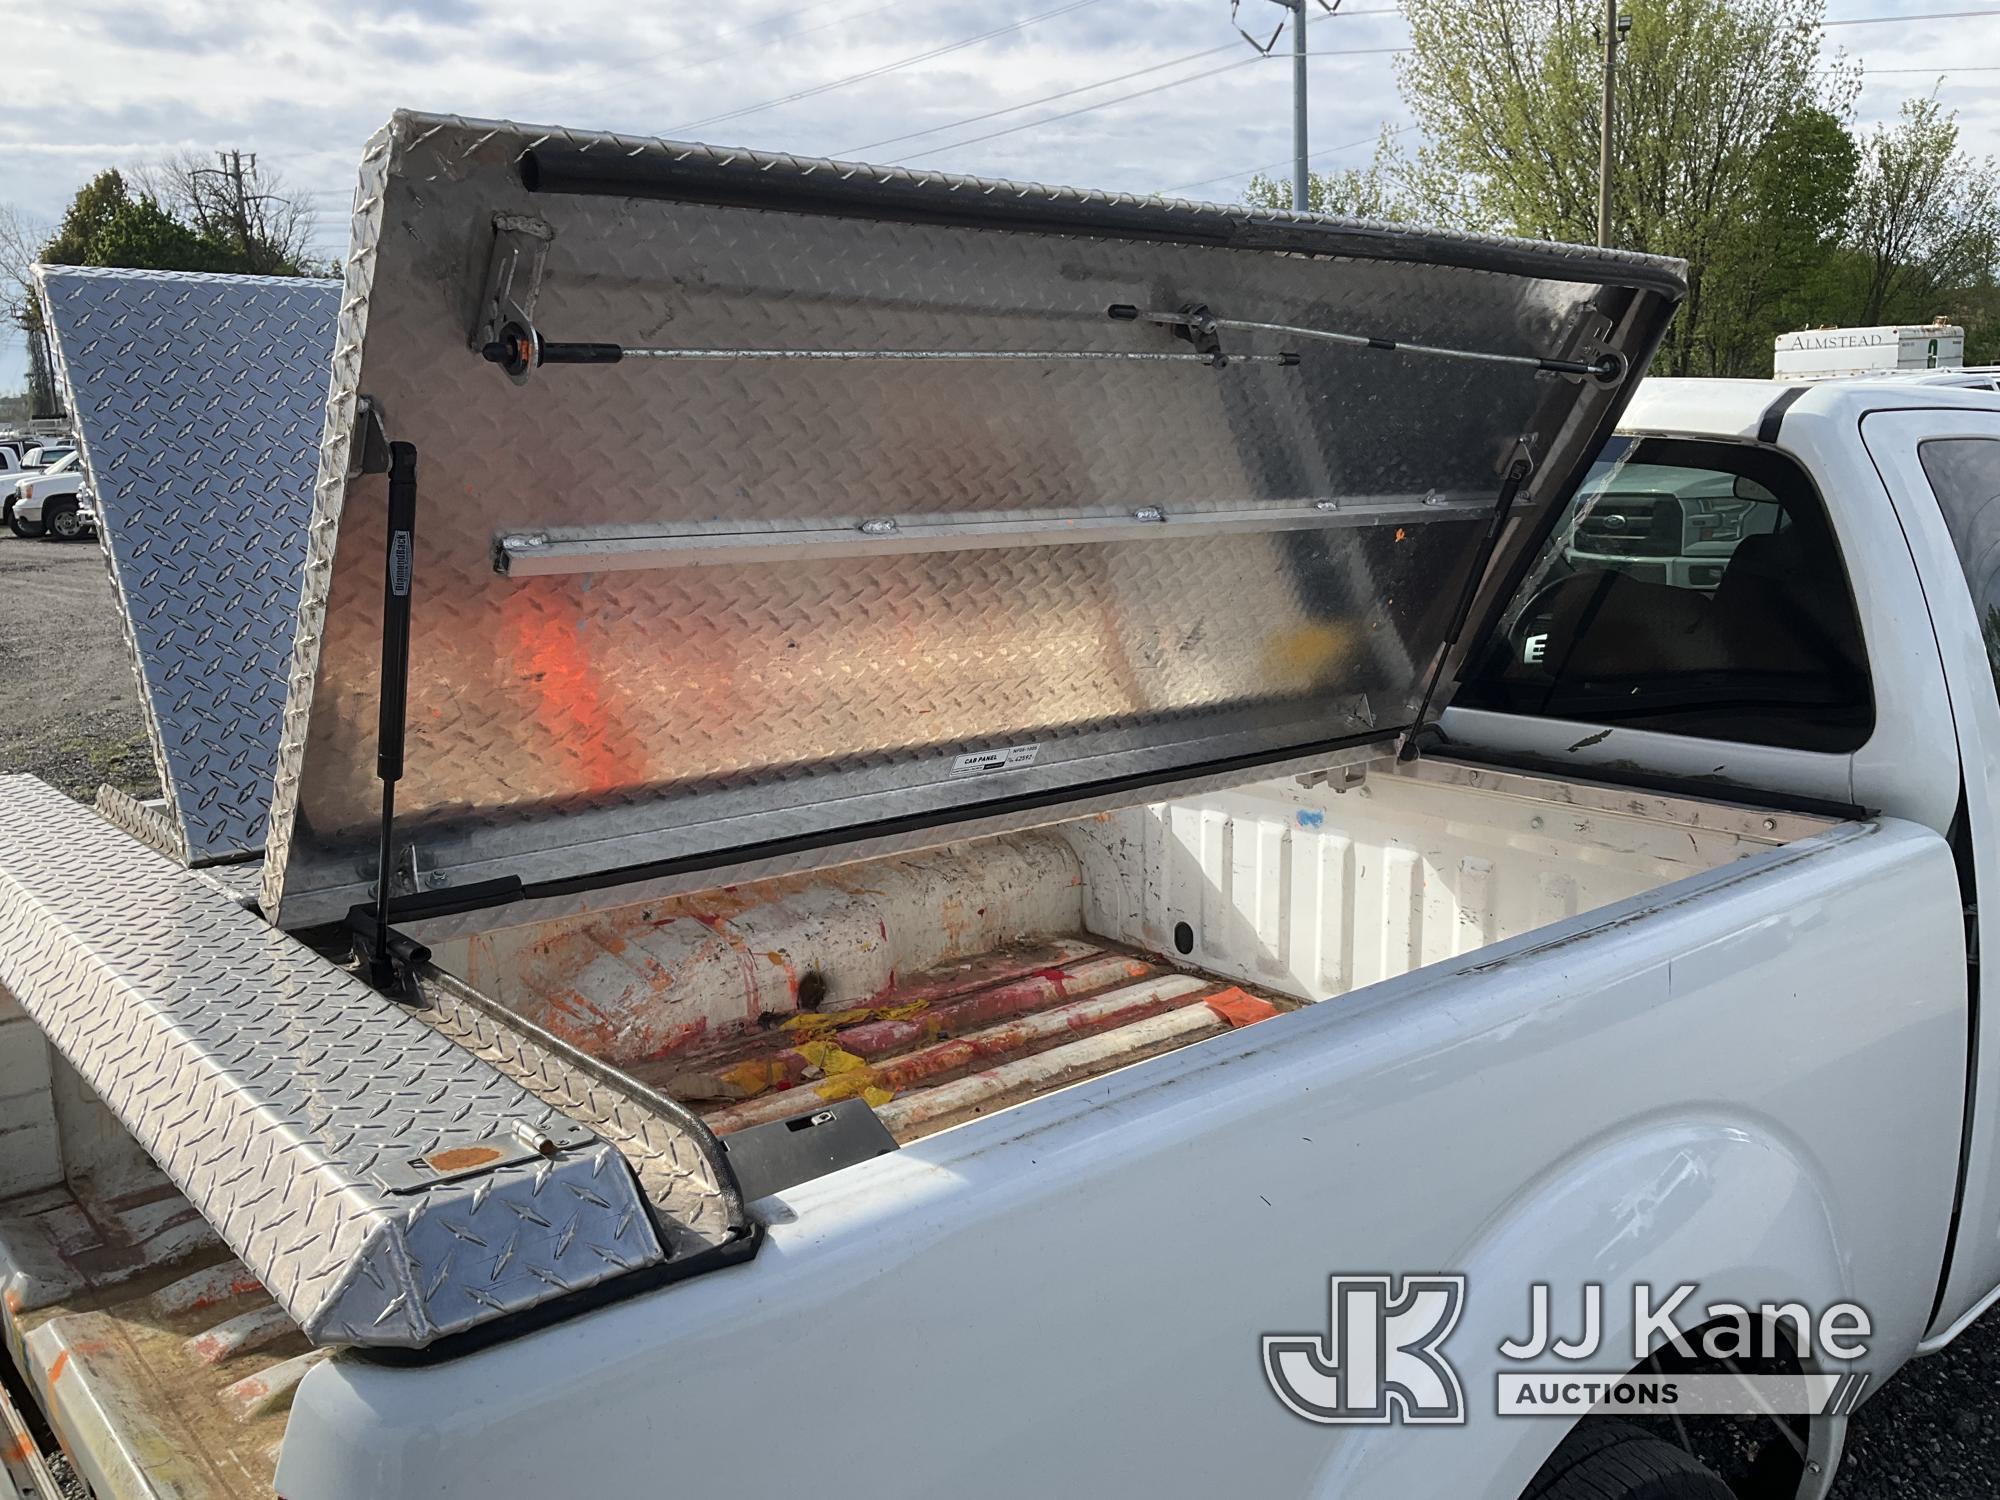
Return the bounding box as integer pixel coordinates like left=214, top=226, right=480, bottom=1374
left=429, top=755, right=1832, bottom=1152
left=0, top=1169, right=312, bottom=1500
left=0, top=755, right=1840, bottom=1497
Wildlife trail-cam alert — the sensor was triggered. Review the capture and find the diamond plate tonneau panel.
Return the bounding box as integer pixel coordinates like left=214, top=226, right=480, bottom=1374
left=412, top=969, right=740, bottom=1255
left=0, top=776, right=676, bottom=1349
left=263, top=111, right=1686, bottom=927
left=34, top=267, right=339, bottom=867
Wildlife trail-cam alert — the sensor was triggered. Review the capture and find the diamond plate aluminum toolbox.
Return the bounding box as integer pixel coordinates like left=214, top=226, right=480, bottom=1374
left=261, top=110, right=1684, bottom=930
left=34, top=267, right=339, bottom=867
left=0, top=776, right=744, bottom=1355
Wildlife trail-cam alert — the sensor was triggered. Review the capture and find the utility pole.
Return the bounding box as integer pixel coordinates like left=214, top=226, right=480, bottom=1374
left=1597, top=0, right=1618, bottom=247
left=1230, top=0, right=1336, bottom=213
left=1289, top=0, right=1309, bottom=211
left=190, top=150, right=270, bottom=271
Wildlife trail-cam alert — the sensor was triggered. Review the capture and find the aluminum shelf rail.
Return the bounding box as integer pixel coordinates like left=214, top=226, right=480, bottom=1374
left=0, top=777, right=748, bottom=1350
left=492, top=491, right=1492, bottom=576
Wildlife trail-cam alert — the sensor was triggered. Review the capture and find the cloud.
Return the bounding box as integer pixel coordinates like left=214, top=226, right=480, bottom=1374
left=3, top=0, right=1994, bottom=386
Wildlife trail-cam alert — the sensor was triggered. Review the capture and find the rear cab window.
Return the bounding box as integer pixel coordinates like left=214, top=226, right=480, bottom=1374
left=1916, top=438, right=2000, bottom=699
left=1456, top=436, right=1875, bottom=753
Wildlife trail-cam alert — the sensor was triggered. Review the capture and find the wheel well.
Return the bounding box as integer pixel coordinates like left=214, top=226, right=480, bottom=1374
left=1520, top=1315, right=1813, bottom=1500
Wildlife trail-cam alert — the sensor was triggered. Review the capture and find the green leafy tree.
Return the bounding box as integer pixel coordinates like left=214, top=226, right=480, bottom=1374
left=1844, top=96, right=2000, bottom=332
left=1394, top=0, right=1848, bottom=375
left=1246, top=0, right=1892, bottom=376
left=1701, top=105, right=1858, bottom=374
left=1246, top=128, right=1417, bottom=219
left=41, top=171, right=229, bottom=273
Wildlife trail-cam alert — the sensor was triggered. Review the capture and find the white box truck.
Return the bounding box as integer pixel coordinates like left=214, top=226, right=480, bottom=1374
left=1775, top=319, right=1965, bottom=379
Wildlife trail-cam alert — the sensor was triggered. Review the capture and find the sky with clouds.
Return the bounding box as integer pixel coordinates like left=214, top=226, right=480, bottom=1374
left=3, top=0, right=1995, bottom=386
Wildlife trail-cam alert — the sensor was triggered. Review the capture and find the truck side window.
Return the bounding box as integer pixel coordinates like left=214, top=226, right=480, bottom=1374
left=1917, top=438, right=2000, bottom=699
left=1456, top=437, right=1874, bottom=752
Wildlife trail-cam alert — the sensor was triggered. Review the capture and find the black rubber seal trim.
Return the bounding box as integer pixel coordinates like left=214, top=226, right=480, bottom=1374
left=1757, top=385, right=1808, bottom=445
left=518, top=147, right=1689, bottom=298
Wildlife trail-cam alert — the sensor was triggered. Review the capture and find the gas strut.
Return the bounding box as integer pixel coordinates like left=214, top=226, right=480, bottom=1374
left=348, top=440, right=432, bottom=994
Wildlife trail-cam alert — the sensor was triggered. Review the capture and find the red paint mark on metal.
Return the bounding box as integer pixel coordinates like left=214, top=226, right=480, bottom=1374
left=46, top=1352, right=67, bottom=1385
left=872, top=1001, right=1233, bottom=1136
left=837, top=954, right=1151, bottom=1058
left=1203, top=989, right=1283, bottom=1028
left=152, top=1261, right=266, bottom=1316
left=705, top=974, right=1211, bottom=1133
left=502, top=587, right=648, bottom=797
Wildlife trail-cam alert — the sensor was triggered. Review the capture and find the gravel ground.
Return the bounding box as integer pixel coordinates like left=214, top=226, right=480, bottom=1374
left=0, top=532, right=158, bottom=801
left=2, top=527, right=1999, bottom=1495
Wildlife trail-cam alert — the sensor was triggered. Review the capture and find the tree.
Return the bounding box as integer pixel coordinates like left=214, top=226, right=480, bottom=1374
left=0, top=205, right=60, bottom=418
left=1247, top=0, right=1895, bottom=376
left=1390, top=0, right=1849, bottom=375
left=1700, top=105, right=1858, bottom=375
left=131, top=150, right=319, bottom=276
left=1246, top=128, right=1418, bottom=219
left=1845, top=96, right=2000, bottom=329
left=41, top=171, right=227, bottom=273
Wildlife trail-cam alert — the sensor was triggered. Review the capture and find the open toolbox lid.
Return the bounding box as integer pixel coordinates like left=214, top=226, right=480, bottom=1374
left=35, top=267, right=338, bottom=866
left=262, top=111, right=1684, bottom=929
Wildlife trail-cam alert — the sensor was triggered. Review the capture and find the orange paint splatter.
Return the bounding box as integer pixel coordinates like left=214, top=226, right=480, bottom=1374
left=46, top=1351, right=68, bottom=1385
left=1204, top=988, right=1282, bottom=1028
left=424, top=1146, right=503, bottom=1172
left=501, top=588, right=649, bottom=798
left=1393, top=528, right=1407, bottom=542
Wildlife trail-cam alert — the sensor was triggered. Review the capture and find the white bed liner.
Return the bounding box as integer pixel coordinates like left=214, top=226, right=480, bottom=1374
left=428, top=755, right=1832, bottom=1144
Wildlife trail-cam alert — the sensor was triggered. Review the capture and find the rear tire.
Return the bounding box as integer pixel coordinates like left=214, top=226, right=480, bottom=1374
left=44, top=500, right=84, bottom=541
left=1524, top=1419, right=1735, bottom=1500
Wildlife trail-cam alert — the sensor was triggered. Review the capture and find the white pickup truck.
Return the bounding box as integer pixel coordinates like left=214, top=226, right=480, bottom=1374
left=5, top=114, right=2000, bottom=1500
left=6, top=454, right=91, bottom=540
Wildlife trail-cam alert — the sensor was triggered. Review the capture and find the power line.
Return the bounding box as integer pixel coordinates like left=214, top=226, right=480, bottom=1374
left=884, top=52, right=1261, bottom=163
left=667, top=0, right=1109, bottom=136
left=1866, top=63, right=2000, bottom=71
left=842, top=42, right=1241, bottom=155
left=1164, top=122, right=1410, bottom=195
left=557, top=0, right=911, bottom=117
left=847, top=5, right=1405, bottom=159
left=884, top=43, right=1411, bottom=165
left=1824, top=6, right=2000, bottom=22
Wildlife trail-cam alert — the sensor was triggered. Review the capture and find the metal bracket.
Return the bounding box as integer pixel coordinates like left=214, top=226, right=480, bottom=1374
left=471, top=213, right=555, bottom=387
left=718, top=1098, right=897, bottom=1201
left=348, top=395, right=391, bottom=478
left=1553, top=303, right=1623, bottom=388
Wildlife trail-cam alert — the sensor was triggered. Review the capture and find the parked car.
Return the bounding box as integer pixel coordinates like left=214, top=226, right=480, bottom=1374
left=10, top=128, right=2000, bottom=1500
left=1555, top=461, right=1783, bottom=591
left=3, top=454, right=88, bottom=539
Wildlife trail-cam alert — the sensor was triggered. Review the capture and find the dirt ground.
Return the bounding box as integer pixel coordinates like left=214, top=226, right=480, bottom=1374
left=0, top=526, right=1996, bottom=1495
left=0, top=533, right=158, bottom=802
